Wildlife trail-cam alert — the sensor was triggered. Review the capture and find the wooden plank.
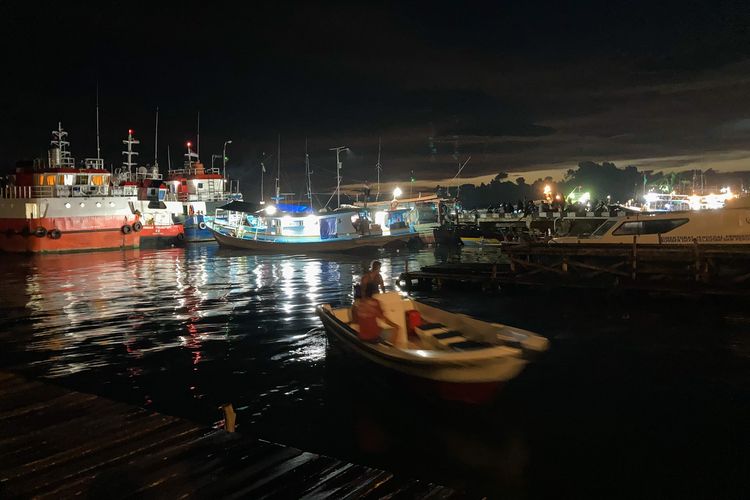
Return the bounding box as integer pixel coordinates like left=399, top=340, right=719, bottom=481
left=0, top=373, right=461, bottom=499
left=22, top=423, right=205, bottom=499
left=1, top=411, right=181, bottom=481
left=106, top=432, right=277, bottom=498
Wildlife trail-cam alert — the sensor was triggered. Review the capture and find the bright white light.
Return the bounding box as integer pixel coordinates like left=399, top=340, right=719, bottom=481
left=689, top=195, right=701, bottom=210
left=79, top=202, right=85, bottom=208
left=644, top=192, right=660, bottom=203
left=579, top=192, right=591, bottom=204
left=264, top=205, right=277, bottom=215
left=543, top=185, right=552, bottom=195
left=64, top=202, right=71, bottom=208
left=281, top=215, right=293, bottom=226
left=393, top=187, right=402, bottom=198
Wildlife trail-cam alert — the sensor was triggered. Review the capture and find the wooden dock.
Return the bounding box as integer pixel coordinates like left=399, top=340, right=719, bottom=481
left=0, top=372, right=461, bottom=499
left=400, top=243, right=750, bottom=296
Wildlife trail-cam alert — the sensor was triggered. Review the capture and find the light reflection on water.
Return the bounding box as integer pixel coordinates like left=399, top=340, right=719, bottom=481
left=0, top=244, right=748, bottom=498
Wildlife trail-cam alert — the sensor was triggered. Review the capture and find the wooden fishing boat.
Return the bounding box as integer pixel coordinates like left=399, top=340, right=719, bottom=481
left=316, top=292, right=549, bottom=403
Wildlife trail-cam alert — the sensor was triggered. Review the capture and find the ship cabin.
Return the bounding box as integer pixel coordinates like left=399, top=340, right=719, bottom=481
left=3, top=159, right=112, bottom=199
left=165, top=162, right=240, bottom=203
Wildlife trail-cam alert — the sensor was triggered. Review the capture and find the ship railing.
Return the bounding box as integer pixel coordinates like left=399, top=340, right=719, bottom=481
left=183, top=192, right=242, bottom=202
left=167, top=167, right=222, bottom=177
left=0, top=185, right=106, bottom=198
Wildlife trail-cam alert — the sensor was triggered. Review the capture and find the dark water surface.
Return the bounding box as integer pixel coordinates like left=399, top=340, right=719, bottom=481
left=1, top=245, right=748, bottom=498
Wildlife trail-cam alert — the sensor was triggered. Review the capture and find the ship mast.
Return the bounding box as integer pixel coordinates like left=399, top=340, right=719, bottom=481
left=275, top=134, right=281, bottom=202
left=153, top=107, right=159, bottom=167
left=305, top=137, right=313, bottom=208
left=121, top=129, right=140, bottom=179
left=375, top=137, right=382, bottom=201
left=95, top=84, right=101, bottom=160
left=50, top=122, right=75, bottom=168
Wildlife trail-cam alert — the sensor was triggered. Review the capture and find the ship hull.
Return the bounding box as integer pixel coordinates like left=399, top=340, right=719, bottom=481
left=138, top=224, right=185, bottom=248
left=0, top=197, right=141, bottom=253
left=0, top=216, right=140, bottom=253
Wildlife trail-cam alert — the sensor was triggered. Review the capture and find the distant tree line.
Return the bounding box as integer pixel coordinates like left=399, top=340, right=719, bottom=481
left=437, top=161, right=750, bottom=210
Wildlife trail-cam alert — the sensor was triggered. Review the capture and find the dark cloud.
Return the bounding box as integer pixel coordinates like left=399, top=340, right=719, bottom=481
left=4, top=0, right=750, bottom=195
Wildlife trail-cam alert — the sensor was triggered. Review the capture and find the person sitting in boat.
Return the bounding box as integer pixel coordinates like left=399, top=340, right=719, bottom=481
left=354, top=286, right=400, bottom=344
left=361, top=260, right=385, bottom=295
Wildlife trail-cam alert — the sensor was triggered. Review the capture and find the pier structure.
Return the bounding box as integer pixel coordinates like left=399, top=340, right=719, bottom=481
left=0, top=372, right=460, bottom=498
left=400, top=242, right=750, bottom=296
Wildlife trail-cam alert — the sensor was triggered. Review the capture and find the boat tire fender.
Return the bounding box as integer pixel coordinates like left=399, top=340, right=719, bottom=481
left=198, top=221, right=207, bottom=230
left=176, top=232, right=185, bottom=241
left=34, top=226, right=47, bottom=238
left=121, top=225, right=132, bottom=235
left=48, top=229, right=61, bottom=240
left=132, top=221, right=143, bottom=232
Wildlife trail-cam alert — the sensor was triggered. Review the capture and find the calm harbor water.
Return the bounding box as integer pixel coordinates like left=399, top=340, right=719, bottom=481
left=1, top=245, right=748, bottom=498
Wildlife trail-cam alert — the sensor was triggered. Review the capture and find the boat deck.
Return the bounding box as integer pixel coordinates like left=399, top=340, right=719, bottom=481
left=0, top=371, right=462, bottom=498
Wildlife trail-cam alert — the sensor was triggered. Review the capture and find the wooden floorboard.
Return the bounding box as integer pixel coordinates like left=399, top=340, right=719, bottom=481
left=0, top=371, right=464, bottom=499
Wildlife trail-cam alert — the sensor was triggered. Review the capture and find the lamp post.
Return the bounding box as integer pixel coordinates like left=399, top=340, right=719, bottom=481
left=222, top=140, right=232, bottom=177
left=329, top=146, right=348, bottom=208
left=211, top=154, right=222, bottom=170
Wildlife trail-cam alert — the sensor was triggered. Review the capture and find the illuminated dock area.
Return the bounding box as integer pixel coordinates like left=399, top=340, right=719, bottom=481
left=0, top=372, right=461, bottom=499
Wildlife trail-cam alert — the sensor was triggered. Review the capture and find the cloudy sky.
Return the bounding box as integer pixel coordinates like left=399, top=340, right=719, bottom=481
left=3, top=1, right=750, bottom=197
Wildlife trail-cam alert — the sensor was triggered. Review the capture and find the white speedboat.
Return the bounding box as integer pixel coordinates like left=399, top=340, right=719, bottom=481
left=316, top=292, right=549, bottom=403
left=551, top=202, right=750, bottom=245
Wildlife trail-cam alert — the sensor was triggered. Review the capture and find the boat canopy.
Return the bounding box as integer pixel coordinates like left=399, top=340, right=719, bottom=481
left=218, top=200, right=260, bottom=213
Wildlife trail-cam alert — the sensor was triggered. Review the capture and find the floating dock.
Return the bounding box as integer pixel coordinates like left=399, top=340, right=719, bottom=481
left=0, top=371, right=460, bottom=498
left=400, top=243, right=750, bottom=296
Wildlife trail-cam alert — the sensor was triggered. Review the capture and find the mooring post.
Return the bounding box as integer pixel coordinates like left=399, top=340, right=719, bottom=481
left=631, top=236, right=637, bottom=280
left=693, top=239, right=701, bottom=282
left=220, top=403, right=236, bottom=433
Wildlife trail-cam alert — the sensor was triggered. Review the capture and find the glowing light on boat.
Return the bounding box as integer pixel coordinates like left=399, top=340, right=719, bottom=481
left=264, top=205, right=277, bottom=215
left=393, top=187, right=402, bottom=198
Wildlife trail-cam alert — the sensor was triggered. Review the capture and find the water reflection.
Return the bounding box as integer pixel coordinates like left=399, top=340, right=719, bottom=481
left=0, top=245, right=748, bottom=498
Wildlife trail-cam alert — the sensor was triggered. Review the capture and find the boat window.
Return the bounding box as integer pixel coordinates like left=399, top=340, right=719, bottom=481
left=197, top=182, right=204, bottom=189
left=642, top=218, right=689, bottom=234
left=612, top=221, right=642, bottom=235
left=46, top=175, right=56, bottom=186
left=75, top=174, right=89, bottom=185
left=613, top=218, right=689, bottom=236
left=592, top=220, right=618, bottom=236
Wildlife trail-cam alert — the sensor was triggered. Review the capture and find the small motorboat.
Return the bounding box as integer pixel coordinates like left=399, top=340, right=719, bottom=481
left=316, top=292, right=549, bottom=403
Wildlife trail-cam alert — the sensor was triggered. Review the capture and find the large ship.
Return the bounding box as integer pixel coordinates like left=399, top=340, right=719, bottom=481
left=165, top=143, right=242, bottom=242
left=0, top=124, right=142, bottom=253
left=114, top=129, right=184, bottom=247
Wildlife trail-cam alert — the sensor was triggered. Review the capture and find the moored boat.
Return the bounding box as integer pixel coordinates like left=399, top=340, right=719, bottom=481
left=0, top=124, right=142, bottom=253
left=551, top=200, right=750, bottom=245
left=114, top=129, right=184, bottom=247
left=208, top=203, right=418, bottom=252
left=316, top=292, right=549, bottom=403
left=165, top=142, right=242, bottom=242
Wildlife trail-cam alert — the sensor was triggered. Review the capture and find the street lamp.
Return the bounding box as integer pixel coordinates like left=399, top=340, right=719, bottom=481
left=211, top=154, right=222, bottom=170
left=222, top=140, right=232, bottom=178
left=329, top=146, right=348, bottom=207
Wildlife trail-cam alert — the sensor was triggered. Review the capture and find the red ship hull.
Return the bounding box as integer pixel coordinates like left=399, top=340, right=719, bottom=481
left=0, top=216, right=141, bottom=253
left=139, top=223, right=185, bottom=247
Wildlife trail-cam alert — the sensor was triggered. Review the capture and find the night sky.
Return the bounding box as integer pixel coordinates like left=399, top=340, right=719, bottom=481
left=3, top=1, right=750, bottom=198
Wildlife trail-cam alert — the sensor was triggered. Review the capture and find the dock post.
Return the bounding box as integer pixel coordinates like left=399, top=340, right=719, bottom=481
left=220, top=403, right=236, bottom=432
left=631, top=236, right=638, bottom=280
left=693, top=239, right=701, bottom=282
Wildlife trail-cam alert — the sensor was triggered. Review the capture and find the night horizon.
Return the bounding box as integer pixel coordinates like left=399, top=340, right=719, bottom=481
left=5, top=0, right=750, bottom=197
